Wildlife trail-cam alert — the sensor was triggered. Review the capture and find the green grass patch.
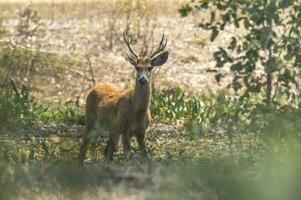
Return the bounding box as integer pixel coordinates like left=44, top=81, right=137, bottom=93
left=39, top=104, right=85, bottom=125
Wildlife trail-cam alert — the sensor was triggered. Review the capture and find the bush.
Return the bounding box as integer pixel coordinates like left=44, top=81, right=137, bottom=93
left=0, top=88, right=42, bottom=134
left=151, top=88, right=206, bottom=124
left=180, top=0, right=301, bottom=105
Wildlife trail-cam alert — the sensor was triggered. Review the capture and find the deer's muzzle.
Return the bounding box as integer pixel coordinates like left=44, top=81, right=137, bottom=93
left=139, top=77, right=148, bottom=86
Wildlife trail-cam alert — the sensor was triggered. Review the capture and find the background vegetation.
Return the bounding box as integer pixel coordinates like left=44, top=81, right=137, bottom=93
left=0, top=0, right=301, bottom=199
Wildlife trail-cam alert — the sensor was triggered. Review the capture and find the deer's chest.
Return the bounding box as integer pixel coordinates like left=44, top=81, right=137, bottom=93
left=125, top=110, right=150, bottom=134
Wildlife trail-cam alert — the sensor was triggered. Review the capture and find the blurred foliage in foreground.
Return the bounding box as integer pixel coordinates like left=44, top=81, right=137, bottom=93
left=152, top=135, right=301, bottom=200
left=0, top=133, right=300, bottom=200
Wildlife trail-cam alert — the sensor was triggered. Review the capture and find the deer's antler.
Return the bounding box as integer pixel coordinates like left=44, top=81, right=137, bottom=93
left=123, top=32, right=139, bottom=60
left=151, top=34, right=168, bottom=58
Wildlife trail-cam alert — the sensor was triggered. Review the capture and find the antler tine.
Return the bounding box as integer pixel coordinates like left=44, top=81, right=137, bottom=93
left=151, top=34, right=168, bottom=58
left=123, top=32, right=139, bottom=59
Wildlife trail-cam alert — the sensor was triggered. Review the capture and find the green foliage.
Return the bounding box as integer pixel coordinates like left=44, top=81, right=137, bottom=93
left=260, top=105, right=301, bottom=138
left=0, top=88, right=84, bottom=136
left=181, top=0, right=301, bottom=104
left=151, top=88, right=206, bottom=124
left=151, top=88, right=266, bottom=136
left=40, top=104, right=85, bottom=125
left=152, top=135, right=301, bottom=200
left=179, top=4, right=193, bottom=17
left=152, top=87, right=301, bottom=140
left=0, top=89, right=43, bottom=134
left=0, top=89, right=82, bottom=164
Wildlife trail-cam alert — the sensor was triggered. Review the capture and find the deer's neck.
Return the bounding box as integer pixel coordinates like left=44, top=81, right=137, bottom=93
left=133, top=81, right=151, bottom=113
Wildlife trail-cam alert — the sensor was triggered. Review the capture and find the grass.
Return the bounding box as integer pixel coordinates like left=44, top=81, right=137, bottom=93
left=0, top=134, right=300, bottom=200
left=151, top=136, right=301, bottom=200
left=0, top=0, right=185, bottom=19
left=1, top=75, right=301, bottom=199
left=0, top=1, right=301, bottom=199
left=1, top=63, right=299, bottom=200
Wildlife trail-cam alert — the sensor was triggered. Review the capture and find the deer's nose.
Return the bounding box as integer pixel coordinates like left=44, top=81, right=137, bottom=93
left=139, top=77, right=148, bottom=85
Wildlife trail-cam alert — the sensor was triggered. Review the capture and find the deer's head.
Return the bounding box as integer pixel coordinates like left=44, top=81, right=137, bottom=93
left=123, top=33, right=169, bottom=87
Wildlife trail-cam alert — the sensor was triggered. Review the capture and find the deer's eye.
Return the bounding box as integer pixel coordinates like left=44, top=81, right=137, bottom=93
left=135, top=66, right=141, bottom=71
left=148, top=67, right=152, bottom=71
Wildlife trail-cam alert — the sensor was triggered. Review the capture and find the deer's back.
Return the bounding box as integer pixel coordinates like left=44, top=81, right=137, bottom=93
left=86, top=83, right=133, bottom=132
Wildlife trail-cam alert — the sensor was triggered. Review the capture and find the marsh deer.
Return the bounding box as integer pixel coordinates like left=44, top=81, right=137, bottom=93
left=79, top=33, right=169, bottom=162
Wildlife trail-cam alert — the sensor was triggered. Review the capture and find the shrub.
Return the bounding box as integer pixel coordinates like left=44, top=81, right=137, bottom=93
left=180, top=0, right=301, bottom=105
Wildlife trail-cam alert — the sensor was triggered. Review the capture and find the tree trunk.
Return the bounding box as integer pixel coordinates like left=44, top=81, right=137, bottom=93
left=266, top=70, right=272, bottom=104
left=265, top=0, right=274, bottom=105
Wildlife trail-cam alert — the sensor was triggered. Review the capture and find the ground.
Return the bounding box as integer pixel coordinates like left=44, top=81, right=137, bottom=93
left=1, top=1, right=300, bottom=200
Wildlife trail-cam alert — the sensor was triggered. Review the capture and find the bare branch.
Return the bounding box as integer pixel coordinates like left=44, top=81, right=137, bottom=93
left=9, top=78, right=20, bottom=97
left=86, top=56, right=96, bottom=86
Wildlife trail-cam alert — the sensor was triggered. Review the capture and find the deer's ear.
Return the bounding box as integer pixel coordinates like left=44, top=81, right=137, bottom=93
left=127, top=53, right=137, bottom=66
left=151, top=51, right=169, bottom=67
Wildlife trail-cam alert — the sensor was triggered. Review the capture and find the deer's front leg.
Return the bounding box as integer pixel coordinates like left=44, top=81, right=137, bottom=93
left=136, top=132, right=147, bottom=156
left=122, top=131, right=131, bottom=156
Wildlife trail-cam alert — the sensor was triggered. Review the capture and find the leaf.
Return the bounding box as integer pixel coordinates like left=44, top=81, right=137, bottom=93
left=250, top=13, right=263, bottom=25
left=231, top=82, right=242, bottom=92
left=279, top=0, right=294, bottom=9
left=243, top=19, right=251, bottom=29
left=222, top=13, right=230, bottom=23
left=229, top=37, right=237, bottom=50
left=234, top=19, right=240, bottom=28
left=179, top=4, right=193, bottom=17
left=210, top=11, right=216, bottom=23
left=210, top=27, right=219, bottom=41
left=215, top=73, right=224, bottom=83
left=230, top=62, right=243, bottom=72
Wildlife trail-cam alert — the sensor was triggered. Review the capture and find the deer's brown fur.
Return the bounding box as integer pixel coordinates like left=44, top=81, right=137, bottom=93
left=79, top=33, right=168, bottom=162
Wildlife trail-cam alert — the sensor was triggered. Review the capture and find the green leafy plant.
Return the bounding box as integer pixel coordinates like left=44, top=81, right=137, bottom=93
left=180, top=0, right=301, bottom=104
left=41, top=104, right=85, bottom=125
left=151, top=88, right=264, bottom=136
left=0, top=88, right=43, bottom=134
left=151, top=88, right=207, bottom=124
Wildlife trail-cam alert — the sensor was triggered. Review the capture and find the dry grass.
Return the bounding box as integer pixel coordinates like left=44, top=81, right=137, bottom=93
left=0, top=0, right=235, bottom=105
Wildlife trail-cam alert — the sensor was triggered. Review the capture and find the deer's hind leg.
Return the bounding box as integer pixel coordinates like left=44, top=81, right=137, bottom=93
left=79, top=131, right=93, bottom=163
left=79, top=113, right=97, bottom=163
left=122, top=131, right=131, bottom=156
left=104, top=133, right=120, bottom=160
